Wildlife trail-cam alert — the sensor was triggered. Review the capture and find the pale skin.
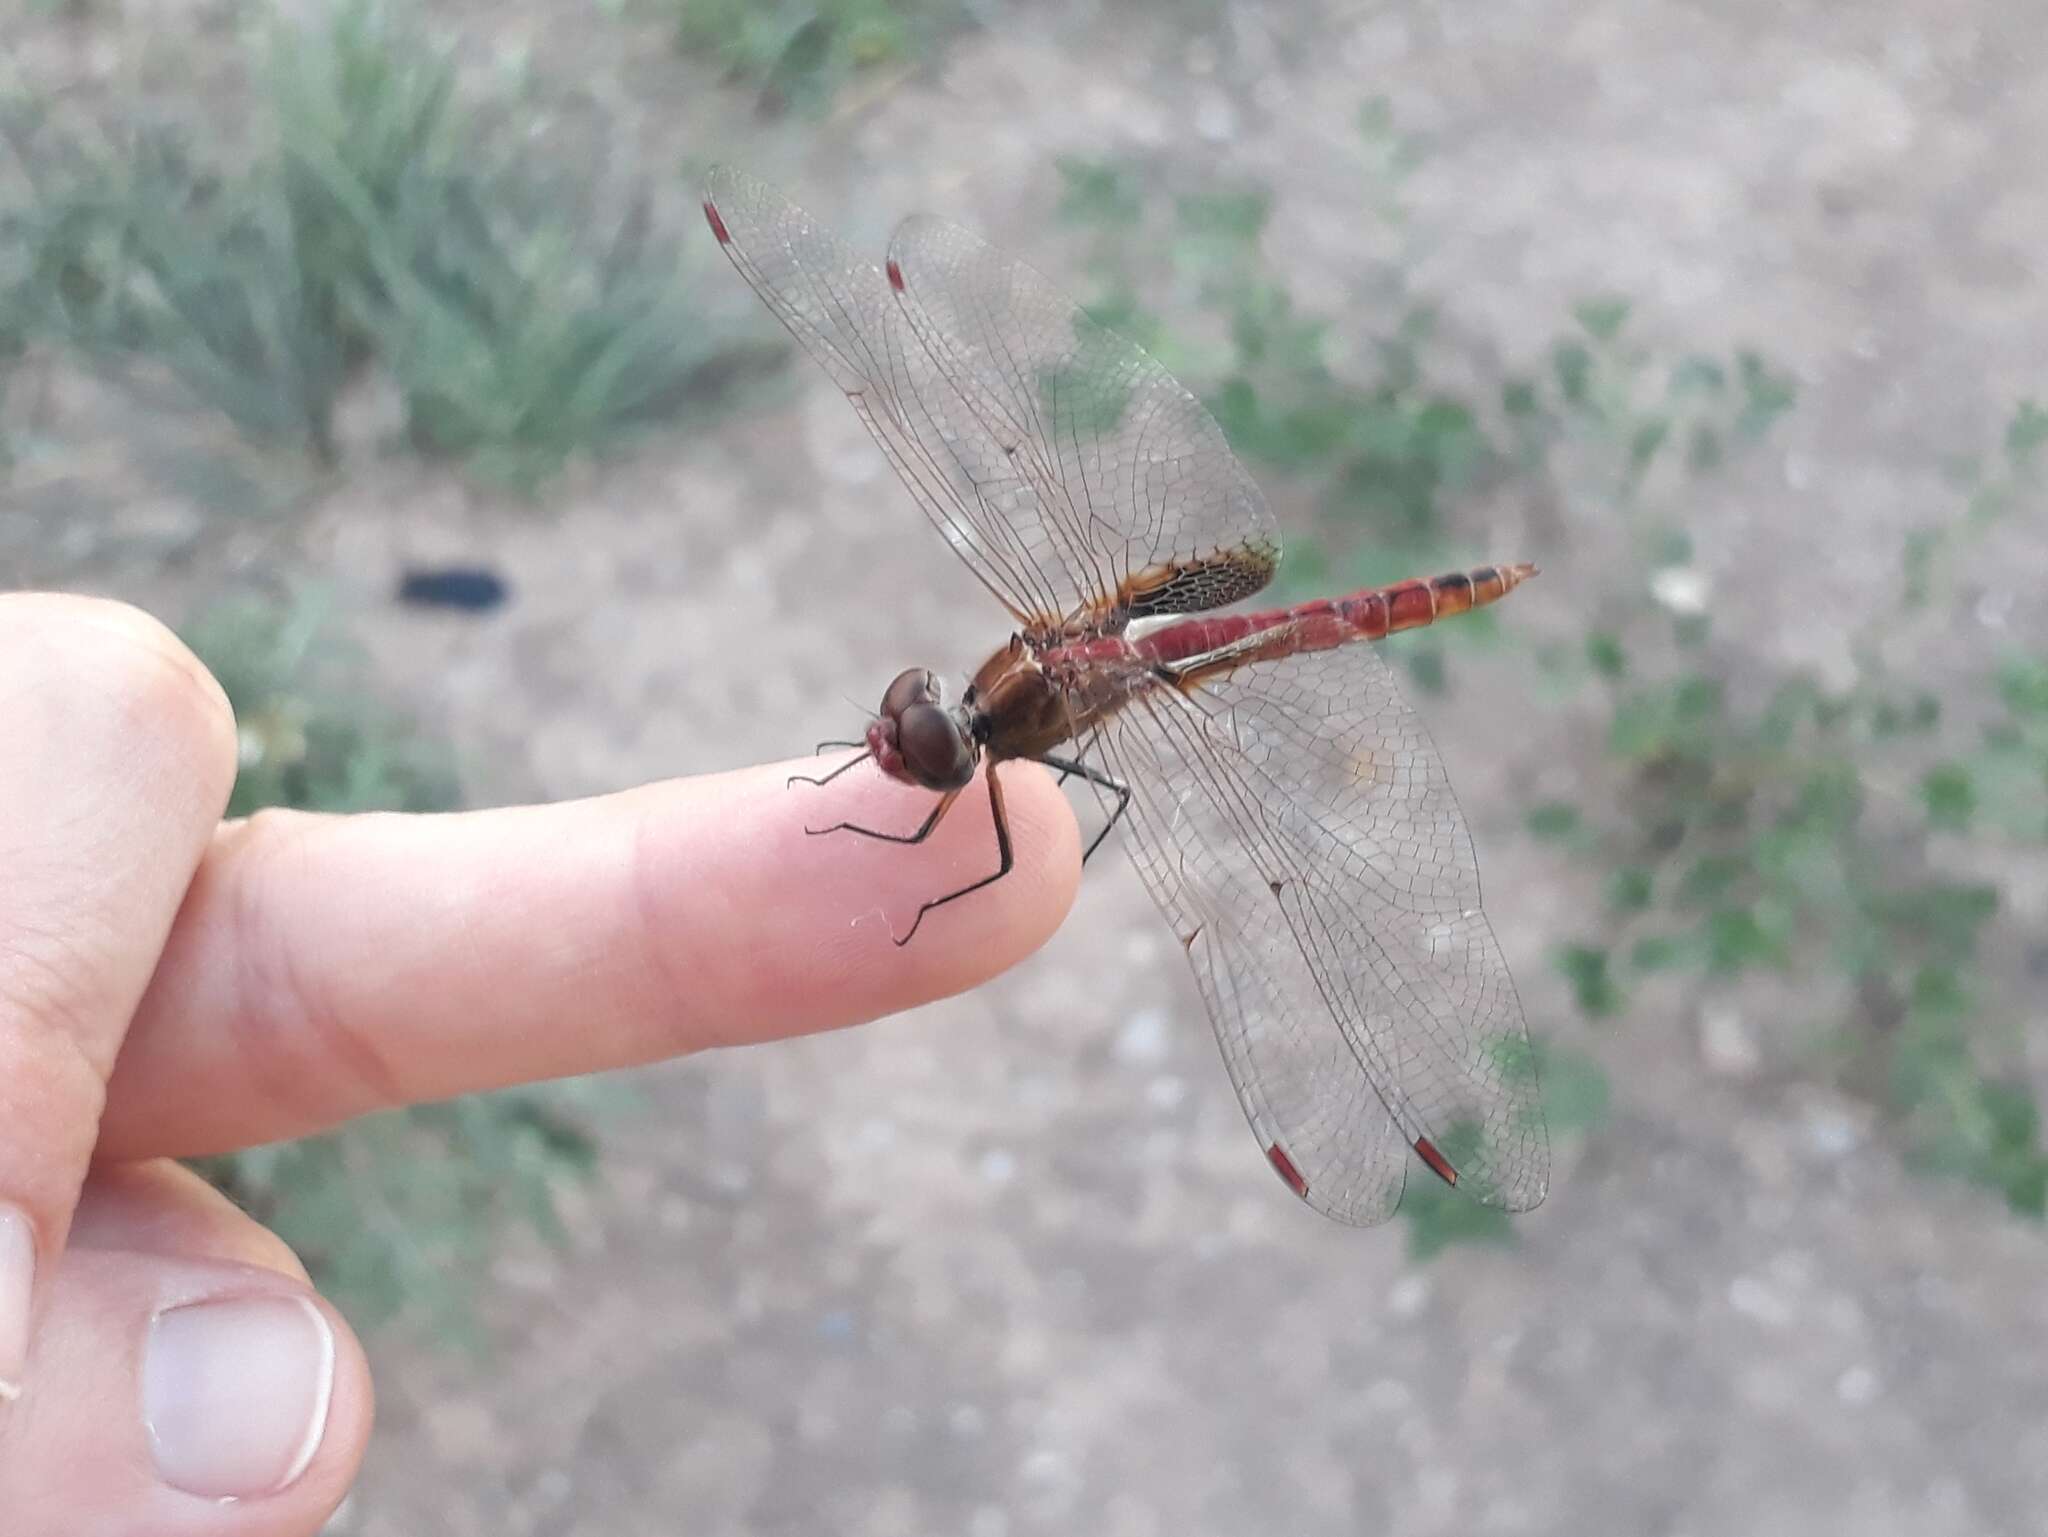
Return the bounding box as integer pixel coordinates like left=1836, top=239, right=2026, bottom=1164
left=0, top=592, right=1078, bottom=1534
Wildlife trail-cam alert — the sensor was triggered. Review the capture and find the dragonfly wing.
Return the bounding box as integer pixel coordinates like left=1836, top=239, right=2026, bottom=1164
left=704, top=165, right=1072, bottom=626
left=1088, top=639, right=1548, bottom=1221
left=887, top=214, right=1279, bottom=627
left=706, top=165, right=1281, bottom=631
left=1102, top=728, right=1414, bottom=1223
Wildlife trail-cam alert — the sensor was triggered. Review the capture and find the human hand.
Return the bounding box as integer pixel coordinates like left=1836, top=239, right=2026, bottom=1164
left=0, top=592, right=1078, bottom=1535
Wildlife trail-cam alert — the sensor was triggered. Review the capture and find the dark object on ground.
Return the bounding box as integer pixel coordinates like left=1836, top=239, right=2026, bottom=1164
left=397, top=566, right=511, bottom=613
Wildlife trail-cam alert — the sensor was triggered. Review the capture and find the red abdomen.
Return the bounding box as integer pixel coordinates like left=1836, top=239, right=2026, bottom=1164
left=1135, top=561, right=1537, bottom=671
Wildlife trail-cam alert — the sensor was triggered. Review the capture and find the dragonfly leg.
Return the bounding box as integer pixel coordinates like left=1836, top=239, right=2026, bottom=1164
left=812, top=737, right=864, bottom=753
left=788, top=749, right=871, bottom=789
left=808, top=786, right=960, bottom=843
left=896, top=768, right=1014, bottom=947
left=1033, top=751, right=1131, bottom=865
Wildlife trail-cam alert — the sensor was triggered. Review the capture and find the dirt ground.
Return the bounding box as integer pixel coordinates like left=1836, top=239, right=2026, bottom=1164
left=5, top=1, right=2048, bottom=1533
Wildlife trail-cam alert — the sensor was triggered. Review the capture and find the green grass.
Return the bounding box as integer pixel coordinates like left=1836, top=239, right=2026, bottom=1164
left=353, top=178, right=775, bottom=490
left=0, top=224, right=26, bottom=464
left=670, top=0, right=962, bottom=115
left=1, top=0, right=776, bottom=487
left=1518, top=286, right=2047, bottom=1216
left=3, top=113, right=350, bottom=454
left=193, top=1088, right=607, bottom=1343
left=182, top=593, right=608, bottom=1336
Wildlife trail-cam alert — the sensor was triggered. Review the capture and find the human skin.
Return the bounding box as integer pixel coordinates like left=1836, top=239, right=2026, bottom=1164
left=0, top=592, right=1079, bottom=1535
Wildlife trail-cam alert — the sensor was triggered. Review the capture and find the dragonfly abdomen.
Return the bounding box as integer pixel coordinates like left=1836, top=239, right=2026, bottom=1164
left=1331, top=561, right=1537, bottom=641
left=1139, top=561, right=1537, bottom=672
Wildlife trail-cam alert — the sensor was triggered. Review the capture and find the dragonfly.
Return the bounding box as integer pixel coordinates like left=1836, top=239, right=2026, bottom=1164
left=703, top=167, right=1548, bottom=1225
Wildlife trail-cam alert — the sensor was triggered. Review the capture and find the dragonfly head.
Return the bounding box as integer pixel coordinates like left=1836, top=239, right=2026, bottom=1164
left=869, top=667, right=979, bottom=791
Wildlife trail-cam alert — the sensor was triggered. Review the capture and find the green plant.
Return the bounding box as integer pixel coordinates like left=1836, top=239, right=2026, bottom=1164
left=672, top=0, right=959, bottom=115
left=182, top=594, right=607, bottom=1334
left=264, top=0, right=469, bottom=369
left=2, top=114, right=349, bottom=452
left=1399, top=1043, right=1610, bottom=1259
left=266, top=0, right=779, bottom=487
left=0, top=0, right=775, bottom=484
left=194, top=1089, right=604, bottom=1341
left=0, top=236, right=24, bottom=466
left=187, top=594, right=460, bottom=816
left=352, top=175, right=771, bottom=490
left=1527, top=337, right=2048, bottom=1215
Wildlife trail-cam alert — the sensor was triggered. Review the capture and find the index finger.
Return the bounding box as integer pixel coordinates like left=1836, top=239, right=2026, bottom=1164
left=97, top=755, right=1082, bottom=1160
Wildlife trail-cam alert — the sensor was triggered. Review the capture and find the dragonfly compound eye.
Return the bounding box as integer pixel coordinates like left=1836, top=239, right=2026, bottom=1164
left=881, top=667, right=941, bottom=720
left=896, top=703, right=976, bottom=790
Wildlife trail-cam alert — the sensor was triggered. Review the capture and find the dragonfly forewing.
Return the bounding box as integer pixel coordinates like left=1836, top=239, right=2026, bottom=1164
left=704, top=166, right=1063, bottom=626
left=705, top=166, right=1279, bottom=636
left=886, top=215, right=1280, bottom=628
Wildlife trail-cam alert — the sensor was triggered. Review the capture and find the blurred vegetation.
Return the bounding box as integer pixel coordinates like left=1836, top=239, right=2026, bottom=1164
left=668, top=0, right=964, bottom=116
left=191, top=595, right=462, bottom=818
left=1058, top=103, right=2045, bottom=1251
left=0, top=281, right=21, bottom=469
left=182, top=594, right=606, bottom=1337
left=0, top=0, right=775, bottom=488
left=1525, top=388, right=2048, bottom=1219
left=1398, top=1043, right=1612, bottom=1260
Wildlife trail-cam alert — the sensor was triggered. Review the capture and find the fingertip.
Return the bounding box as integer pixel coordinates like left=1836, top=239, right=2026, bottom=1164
left=295, top=1287, right=376, bottom=1513
left=0, top=1248, right=372, bottom=1532
left=0, top=593, right=238, bottom=812
left=135, top=1278, right=373, bottom=1517
left=821, top=756, right=1082, bottom=985
left=635, top=755, right=1082, bottom=1047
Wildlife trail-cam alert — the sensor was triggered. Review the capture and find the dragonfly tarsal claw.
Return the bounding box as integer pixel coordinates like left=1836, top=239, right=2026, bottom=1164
left=788, top=748, right=873, bottom=791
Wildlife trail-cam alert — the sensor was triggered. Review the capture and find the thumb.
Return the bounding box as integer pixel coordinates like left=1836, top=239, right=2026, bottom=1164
left=0, top=1161, right=372, bottom=1533
left=0, top=594, right=239, bottom=1393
